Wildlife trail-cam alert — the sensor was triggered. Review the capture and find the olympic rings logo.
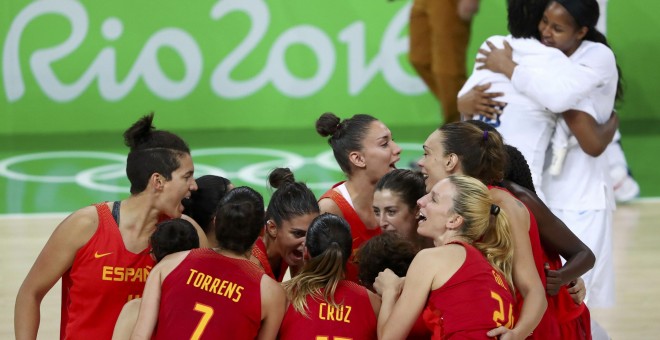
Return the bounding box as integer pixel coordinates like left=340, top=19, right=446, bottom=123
left=0, top=143, right=422, bottom=194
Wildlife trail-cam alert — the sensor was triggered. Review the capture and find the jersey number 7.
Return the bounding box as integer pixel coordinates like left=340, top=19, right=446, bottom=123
left=191, top=302, right=214, bottom=340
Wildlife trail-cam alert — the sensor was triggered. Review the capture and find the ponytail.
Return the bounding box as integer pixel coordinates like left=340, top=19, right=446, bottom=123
left=282, top=243, right=346, bottom=317
left=447, top=175, right=515, bottom=291
left=473, top=207, right=515, bottom=292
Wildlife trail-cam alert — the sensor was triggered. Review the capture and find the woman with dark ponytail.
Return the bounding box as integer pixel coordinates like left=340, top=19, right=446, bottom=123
left=316, top=112, right=401, bottom=282
left=251, top=167, right=319, bottom=281
left=279, top=213, right=380, bottom=340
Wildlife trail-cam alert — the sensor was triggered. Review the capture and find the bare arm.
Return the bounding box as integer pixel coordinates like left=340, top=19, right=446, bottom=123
left=367, top=290, right=382, bottom=317
left=257, top=276, right=286, bottom=340
left=457, top=83, right=506, bottom=120
left=130, top=264, right=164, bottom=339
left=502, top=181, right=595, bottom=295
left=488, top=189, right=546, bottom=339
left=563, top=110, right=618, bottom=157
left=478, top=40, right=616, bottom=113
left=476, top=40, right=517, bottom=79
left=112, top=299, right=141, bottom=340
left=375, top=249, right=440, bottom=340
left=14, top=207, right=98, bottom=340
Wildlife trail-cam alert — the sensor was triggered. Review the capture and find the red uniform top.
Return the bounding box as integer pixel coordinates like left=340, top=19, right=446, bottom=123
left=279, top=280, right=377, bottom=340
left=488, top=186, right=561, bottom=339
left=251, top=237, right=288, bottom=282
left=543, top=242, right=591, bottom=339
left=60, top=203, right=155, bottom=340
left=422, top=241, right=515, bottom=339
left=409, top=315, right=433, bottom=340
left=320, top=182, right=381, bottom=282
left=154, top=248, right=263, bottom=339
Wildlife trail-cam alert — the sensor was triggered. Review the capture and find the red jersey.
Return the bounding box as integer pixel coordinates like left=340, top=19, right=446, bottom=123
left=488, top=185, right=562, bottom=339
left=154, top=248, right=263, bottom=339
left=409, top=314, right=433, bottom=340
left=251, top=237, right=288, bottom=282
left=422, top=242, right=515, bottom=339
left=320, top=182, right=381, bottom=282
left=543, top=245, right=591, bottom=339
left=279, top=280, right=377, bottom=340
left=60, top=203, right=155, bottom=340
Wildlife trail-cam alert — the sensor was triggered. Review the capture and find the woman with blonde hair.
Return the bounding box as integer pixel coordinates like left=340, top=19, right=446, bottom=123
left=419, top=121, right=547, bottom=339
left=376, top=175, right=515, bottom=339
left=279, top=213, right=380, bottom=340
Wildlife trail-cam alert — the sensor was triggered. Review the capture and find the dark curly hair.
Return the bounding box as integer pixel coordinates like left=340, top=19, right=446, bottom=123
left=150, top=218, right=199, bottom=262
left=355, top=232, right=417, bottom=290
left=503, top=145, right=535, bottom=193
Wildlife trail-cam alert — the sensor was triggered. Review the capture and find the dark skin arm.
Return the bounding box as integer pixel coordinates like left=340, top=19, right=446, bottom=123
left=563, top=110, right=619, bottom=157
left=457, top=83, right=506, bottom=120
left=502, top=180, right=595, bottom=296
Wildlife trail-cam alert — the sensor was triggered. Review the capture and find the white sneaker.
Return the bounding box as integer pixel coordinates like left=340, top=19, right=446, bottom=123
left=611, top=166, right=640, bottom=203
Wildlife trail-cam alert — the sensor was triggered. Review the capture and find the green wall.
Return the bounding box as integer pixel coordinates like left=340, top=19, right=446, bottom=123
left=1, top=0, right=657, bottom=135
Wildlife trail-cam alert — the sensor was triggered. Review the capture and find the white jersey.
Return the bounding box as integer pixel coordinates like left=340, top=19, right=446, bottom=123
left=460, top=35, right=610, bottom=198
left=542, top=41, right=618, bottom=211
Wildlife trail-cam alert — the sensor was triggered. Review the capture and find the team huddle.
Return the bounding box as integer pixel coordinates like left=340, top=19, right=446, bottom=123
left=15, top=0, right=621, bottom=339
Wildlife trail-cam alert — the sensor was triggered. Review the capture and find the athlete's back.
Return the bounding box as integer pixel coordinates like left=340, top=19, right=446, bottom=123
left=424, top=242, right=516, bottom=338
left=279, top=280, right=377, bottom=340
left=154, top=248, right=264, bottom=339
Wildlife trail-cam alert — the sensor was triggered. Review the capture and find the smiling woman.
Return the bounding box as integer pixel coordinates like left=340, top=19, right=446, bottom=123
left=375, top=175, right=515, bottom=339
left=13, top=113, right=204, bottom=339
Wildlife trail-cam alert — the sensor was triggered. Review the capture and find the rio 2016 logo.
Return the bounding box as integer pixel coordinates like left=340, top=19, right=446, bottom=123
left=3, top=0, right=425, bottom=103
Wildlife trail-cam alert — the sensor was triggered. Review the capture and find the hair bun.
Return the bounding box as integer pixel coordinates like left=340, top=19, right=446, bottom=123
left=268, top=167, right=296, bottom=189
left=315, top=112, right=341, bottom=137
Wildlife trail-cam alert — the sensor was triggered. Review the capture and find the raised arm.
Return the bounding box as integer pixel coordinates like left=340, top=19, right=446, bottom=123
left=478, top=40, right=616, bottom=113
left=374, top=250, right=437, bottom=340
left=15, top=207, right=98, bottom=340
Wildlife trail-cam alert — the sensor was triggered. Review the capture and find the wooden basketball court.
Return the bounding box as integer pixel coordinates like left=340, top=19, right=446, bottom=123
left=2, top=200, right=659, bottom=338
